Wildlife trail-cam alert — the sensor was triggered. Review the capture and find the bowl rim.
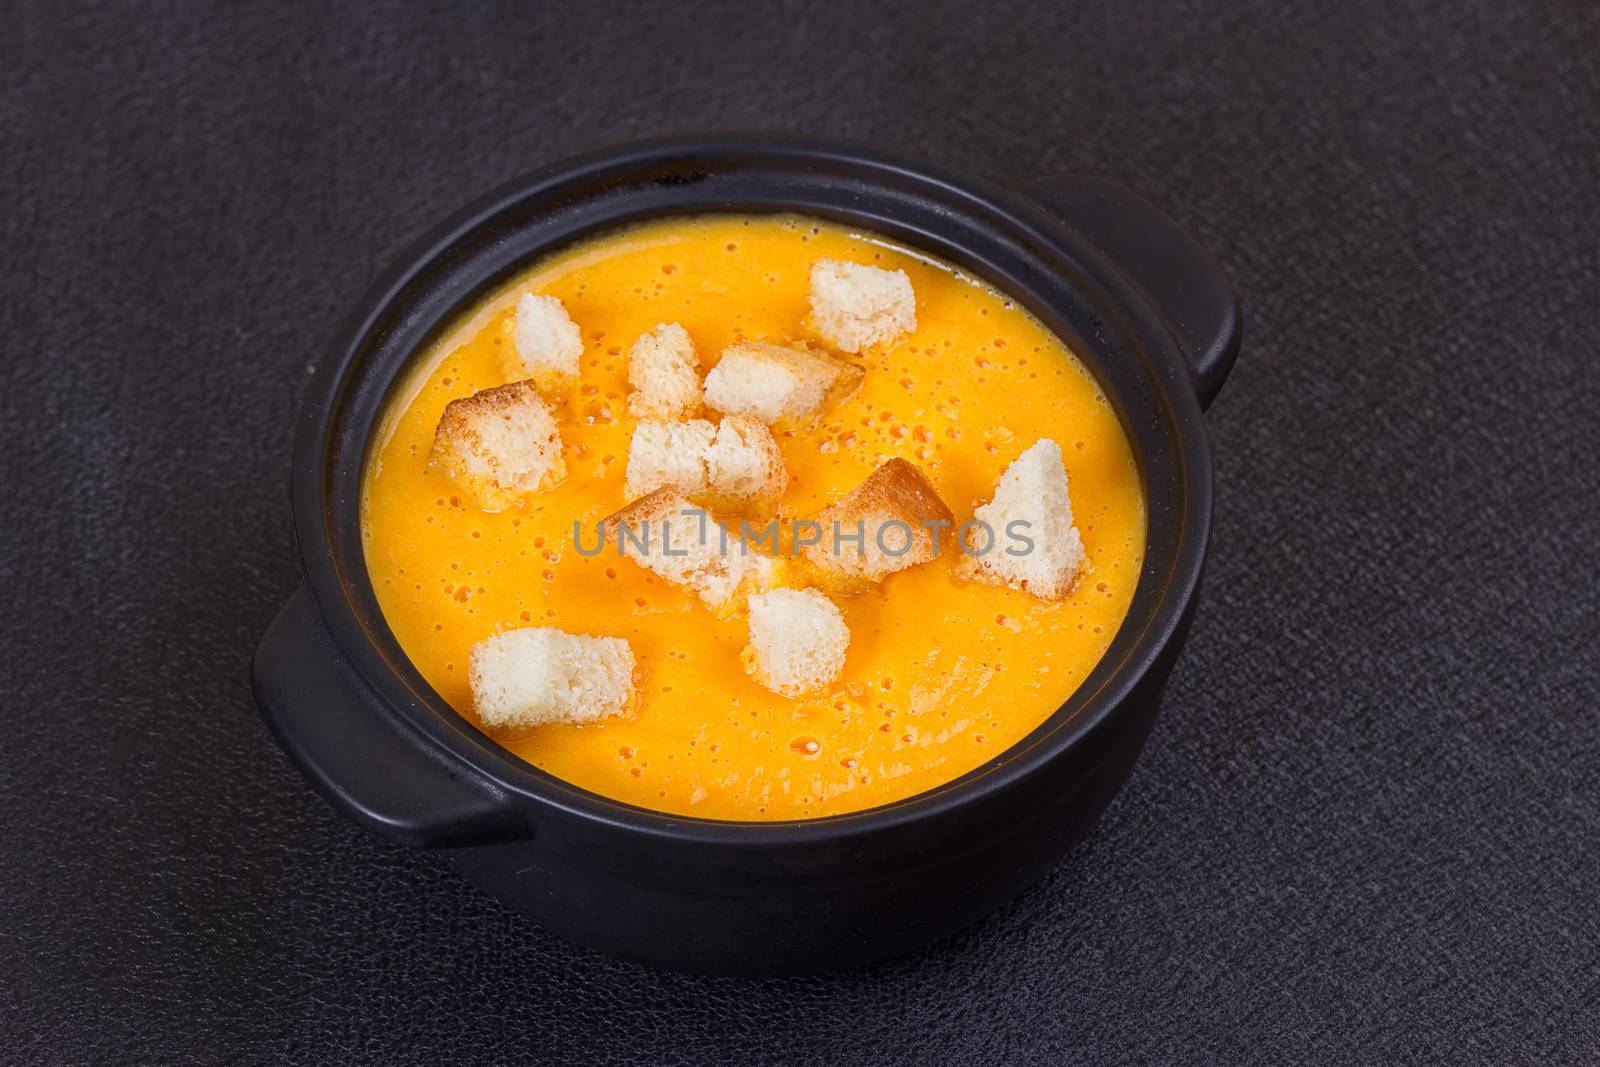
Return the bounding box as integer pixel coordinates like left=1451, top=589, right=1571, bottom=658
left=291, top=133, right=1213, bottom=846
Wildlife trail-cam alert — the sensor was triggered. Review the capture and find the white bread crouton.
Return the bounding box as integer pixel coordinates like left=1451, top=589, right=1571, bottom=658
left=702, top=342, right=864, bottom=423
left=623, top=418, right=717, bottom=499
left=704, top=415, right=788, bottom=507
left=809, top=259, right=916, bottom=353
left=958, top=439, right=1086, bottom=600
left=802, top=458, right=953, bottom=589
left=431, top=380, right=565, bottom=510
left=627, top=322, right=701, bottom=418
left=744, top=588, right=849, bottom=697
left=468, top=627, right=635, bottom=728
left=623, top=416, right=787, bottom=507
left=601, top=488, right=775, bottom=611
left=513, top=293, right=583, bottom=384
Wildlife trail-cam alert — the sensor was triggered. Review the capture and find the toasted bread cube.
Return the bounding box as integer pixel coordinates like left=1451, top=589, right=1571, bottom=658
left=513, top=293, right=583, bottom=383
left=703, top=342, right=864, bottom=423
left=601, top=488, right=775, bottom=610
left=958, top=439, right=1086, bottom=600
left=431, top=380, right=565, bottom=510
left=744, top=588, right=849, bottom=697
left=623, top=418, right=717, bottom=499
left=627, top=322, right=701, bottom=418
left=705, top=415, right=788, bottom=506
left=809, top=259, right=916, bottom=353
left=802, top=458, right=953, bottom=587
left=469, top=628, right=635, bottom=728
left=623, top=416, right=788, bottom=507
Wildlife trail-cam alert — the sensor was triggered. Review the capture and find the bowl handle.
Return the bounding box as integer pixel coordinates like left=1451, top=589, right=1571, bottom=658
left=1014, top=173, right=1241, bottom=410
left=253, top=585, right=526, bottom=848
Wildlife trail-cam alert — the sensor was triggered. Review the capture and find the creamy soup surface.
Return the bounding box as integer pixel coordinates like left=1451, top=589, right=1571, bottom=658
left=361, top=214, right=1144, bottom=820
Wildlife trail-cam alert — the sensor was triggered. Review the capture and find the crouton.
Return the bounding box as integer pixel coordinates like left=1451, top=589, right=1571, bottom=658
left=468, top=627, right=635, bottom=728
left=702, top=342, right=864, bottom=423
left=744, top=588, right=850, bottom=697
left=801, top=458, right=953, bottom=589
left=957, top=439, right=1086, bottom=600
left=704, top=415, right=788, bottom=507
left=809, top=259, right=916, bottom=353
left=623, top=416, right=787, bottom=508
left=431, top=379, right=565, bottom=510
left=627, top=322, right=701, bottom=418
left=513, top=293, right=583, bottom=384
left=623, top=418, right=717, bottom=499
left=601, top=488, right=775, bottom=611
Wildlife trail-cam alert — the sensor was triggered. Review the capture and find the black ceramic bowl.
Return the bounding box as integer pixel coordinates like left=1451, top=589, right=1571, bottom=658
left=253, top=135, right=1239, bottom=976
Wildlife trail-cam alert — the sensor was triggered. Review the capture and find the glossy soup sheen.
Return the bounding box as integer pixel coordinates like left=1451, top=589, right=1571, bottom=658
left=361, top=215, right=1145, bottom=821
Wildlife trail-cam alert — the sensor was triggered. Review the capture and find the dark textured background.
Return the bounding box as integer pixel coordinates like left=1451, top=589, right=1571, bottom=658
left=3, top=2, right=1597, bottom=1063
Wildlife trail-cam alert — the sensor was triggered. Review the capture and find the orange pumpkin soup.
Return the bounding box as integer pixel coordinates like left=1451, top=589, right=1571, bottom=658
left=360, top=214, right=1144, bottom=820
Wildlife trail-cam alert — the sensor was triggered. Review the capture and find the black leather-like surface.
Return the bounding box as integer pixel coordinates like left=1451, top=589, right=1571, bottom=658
left=3, top=2, right=1596, bottom=1063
